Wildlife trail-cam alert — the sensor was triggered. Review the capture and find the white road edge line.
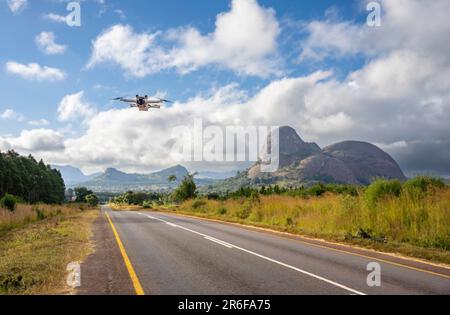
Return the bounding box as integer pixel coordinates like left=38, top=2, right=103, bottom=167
left=137, top=212, right=367, bottom=296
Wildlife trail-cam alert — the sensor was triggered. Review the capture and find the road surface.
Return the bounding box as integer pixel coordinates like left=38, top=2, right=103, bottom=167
left=80, top=206, right=450, bottom=295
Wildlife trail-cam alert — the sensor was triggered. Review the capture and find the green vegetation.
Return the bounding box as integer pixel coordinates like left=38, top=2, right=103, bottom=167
left=0, top=151, right=65, bottom=204
left=74, top=187, right=94, bottom=203
left=0, top=194, right=17, bottom=212
left=172, top=173, right=197, bottom=202
left=85, top=194, right=99, bottom=207
left=364, top=179, right=402, bottom=206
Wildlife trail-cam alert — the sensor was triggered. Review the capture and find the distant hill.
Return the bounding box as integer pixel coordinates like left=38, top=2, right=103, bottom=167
left=52, top=165, right=100, bottom=186
left=204, top=126, right=406, bottom=192
left=69, top=165, right=218, bottom=193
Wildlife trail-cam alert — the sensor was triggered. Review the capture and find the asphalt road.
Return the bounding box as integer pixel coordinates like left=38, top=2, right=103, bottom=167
left=81, top=206, right=450, bottom=295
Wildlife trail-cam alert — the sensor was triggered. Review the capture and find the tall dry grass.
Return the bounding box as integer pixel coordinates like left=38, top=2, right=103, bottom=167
left=177, top=188, right=450, bottom=251
left=0, top=203, right=89, bottom=236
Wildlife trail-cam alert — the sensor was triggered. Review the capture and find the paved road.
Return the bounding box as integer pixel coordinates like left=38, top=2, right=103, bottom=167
left=83, top=206, right=450, bottom=295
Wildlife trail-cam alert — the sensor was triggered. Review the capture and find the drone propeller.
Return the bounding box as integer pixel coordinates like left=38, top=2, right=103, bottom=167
left=112, top=96, right=125, bottom=101
left=158, top=98, right=173, bottom=103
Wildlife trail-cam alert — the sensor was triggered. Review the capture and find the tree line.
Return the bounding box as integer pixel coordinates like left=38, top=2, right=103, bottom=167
left=0, top=150, right=65, bottom=204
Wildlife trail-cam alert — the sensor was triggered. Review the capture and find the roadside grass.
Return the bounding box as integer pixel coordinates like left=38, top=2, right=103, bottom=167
left=148, top=188, right=450, bottom=265
left=0, top=204, right=98, bottom=295
left=109, top=203, right=146, bottom=211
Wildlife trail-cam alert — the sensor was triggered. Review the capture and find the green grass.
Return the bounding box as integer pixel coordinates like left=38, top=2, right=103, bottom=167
left=0, top=205, right=98, bottom=295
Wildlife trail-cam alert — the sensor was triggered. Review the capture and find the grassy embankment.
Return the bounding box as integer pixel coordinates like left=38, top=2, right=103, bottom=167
left=111, top=180, right=450, bottom=265
left=0, top=204, right=98, bottom=295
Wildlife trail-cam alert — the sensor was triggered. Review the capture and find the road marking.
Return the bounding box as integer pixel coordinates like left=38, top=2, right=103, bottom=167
left=105, top=212, right=145, bottom=296
left=205, top=236, right=234, bottom=248
left=138, top=212, right=366, bottom=295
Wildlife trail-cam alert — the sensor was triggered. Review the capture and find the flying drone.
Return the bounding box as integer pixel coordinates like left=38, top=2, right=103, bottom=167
left=112, top=95, right=172, bottom=111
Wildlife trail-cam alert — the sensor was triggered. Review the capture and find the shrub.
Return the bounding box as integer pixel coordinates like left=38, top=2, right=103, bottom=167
left=365, top=179, right=402, bottom=205
left=85, top=194, right=99, bottom=207
left=216, top=207, right=227, bottom=215
left=403, top=176, right=445, bottom=193
left=192, top=199, right=206, bottom=209
left=34, top=208, right=46, bottom=221
left=142, top=201, right=152, bottom=209
left=307, top=184, right=327, bottom=197
left=172, top=174, right=197, bottom=202
left=0, top=194, right=17, bottom=212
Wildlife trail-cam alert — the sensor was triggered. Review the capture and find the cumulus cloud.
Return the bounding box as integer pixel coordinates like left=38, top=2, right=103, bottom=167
left=57, top=91, right=96, bottom=122
left=1, top=109, right=25, bottom=122
left=6, top=61, right=66, bottom=81
left=35, top=32, right=67, bottom=55
left=7, top=0, right=27, bottom=14
left=0, top=129, right=65, bottom=152
left=87, top=0, right=281, bottom=78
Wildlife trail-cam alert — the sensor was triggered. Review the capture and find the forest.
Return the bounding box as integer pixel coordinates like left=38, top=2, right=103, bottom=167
left=0, top=150, right=65, bottom=204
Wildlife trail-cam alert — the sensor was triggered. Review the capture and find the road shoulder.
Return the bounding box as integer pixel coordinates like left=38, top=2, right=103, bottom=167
left=78, top=211, right=135, bottom=295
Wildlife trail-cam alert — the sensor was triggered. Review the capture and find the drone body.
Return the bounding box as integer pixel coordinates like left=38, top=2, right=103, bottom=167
left=113, top=95, right=172, bottom=111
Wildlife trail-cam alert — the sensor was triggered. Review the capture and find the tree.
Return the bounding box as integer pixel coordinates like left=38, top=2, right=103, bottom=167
left=172, top=173, right=197, bottom=202
left=0, top=150, right=65, bottom=204
left=75, top=187, right=93, bottom=203
left=85, top=194, right=99, bottom=207
left=167, top=175, right=177, bottom=183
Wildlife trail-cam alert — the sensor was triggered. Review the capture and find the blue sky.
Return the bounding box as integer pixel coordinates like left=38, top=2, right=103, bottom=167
left=1, top=0, right=449, bottom=176
left=0, top=0, right=365, bottom=135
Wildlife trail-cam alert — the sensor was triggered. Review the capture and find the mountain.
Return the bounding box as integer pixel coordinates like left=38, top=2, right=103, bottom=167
left=208, top=126, right=406, bottom=192
left=52, top=165, right=100, bottom=186
left=197, top=171, right=239, bottom=180
left=276, top=126, right=321, bottom=168
left=73, top=165, right=201, bottom=192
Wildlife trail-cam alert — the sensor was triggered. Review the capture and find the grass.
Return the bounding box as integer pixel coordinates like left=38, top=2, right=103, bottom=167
left=147, top=187, right=450, bottom=265
left=0, top=204, right=98, bottom=295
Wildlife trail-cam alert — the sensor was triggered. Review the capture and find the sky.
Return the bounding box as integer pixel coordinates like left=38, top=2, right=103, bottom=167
left=0, top=0, right=449, bottom=176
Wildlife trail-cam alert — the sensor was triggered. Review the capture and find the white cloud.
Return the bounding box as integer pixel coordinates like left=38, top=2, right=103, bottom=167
left=87, top=0, right=281, bottom=78
left=1, top=108, right=25, bottom=122
left=114, top=9, right=126, bottom=19
left=299, top=0, right=450, bottom=62
left=6, top=62, right=66, bottom=81
left=7, top=0, right=27, bottom=13
left=0, top=129, right=65, bottom=152
left=57, top=91, right=96, bottom=122
left=28, top=119, right=50, bottom=127
left=86, top=25, right=161, bottom=78
left=43, top=13, right=67, bottom=23
left=35, top=32, right=67, bottom=55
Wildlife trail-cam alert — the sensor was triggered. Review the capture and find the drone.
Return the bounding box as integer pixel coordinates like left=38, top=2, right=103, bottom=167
left=112, top=95, right=172, bottom=111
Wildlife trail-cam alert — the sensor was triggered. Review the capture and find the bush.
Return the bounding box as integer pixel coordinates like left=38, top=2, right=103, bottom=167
left=365, top=179, right=402, bottom=205
left=34, top=208, right=46, bottom=220
left=85, top=194, right=99, bottom=207
left=142, top=201, right=152, bottom=209
left=307, top=184, right=327, bottom=197
left=192, top=199, right=207, bottom=209
left=172, top=174, right=197, bottom=202
left=403, top=176, right=445, bottom=193
left=216, top=207, right=227, bottom=215
left=0, top=194, right=17, bottom=212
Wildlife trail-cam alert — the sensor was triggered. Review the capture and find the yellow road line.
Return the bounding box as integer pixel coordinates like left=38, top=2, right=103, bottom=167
left=105, top=212, right=145, bottom=295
